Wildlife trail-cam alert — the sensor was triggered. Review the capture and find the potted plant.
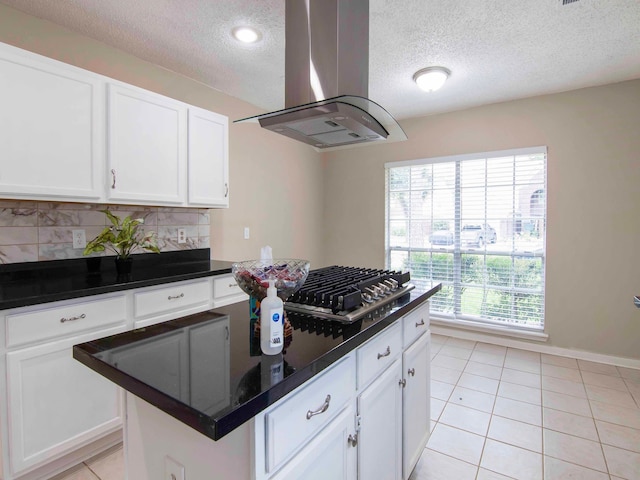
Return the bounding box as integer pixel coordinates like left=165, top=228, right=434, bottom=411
left=83, top=209, right=160, bottom=275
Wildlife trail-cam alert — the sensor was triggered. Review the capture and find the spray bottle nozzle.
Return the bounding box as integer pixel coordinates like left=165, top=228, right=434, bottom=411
left=267, top=278, right=277, bottom=296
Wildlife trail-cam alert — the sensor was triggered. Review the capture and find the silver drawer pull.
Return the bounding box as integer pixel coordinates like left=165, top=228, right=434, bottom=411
left=399, top=378, right=406, bottom=387
left=168, top=293, right=184, bottom=300
left=415, top=319, right=425, bottom=327
left=348, top=433, right=358, bottom=447
left=60, top=313, right=86, bottom=323
left=228, top=283, right=237, bottom=288
left=306, top=394, right=331, bottom=420
left=408, top=368, right=415, bottom=376
left=377, top=346, right=391, bottom=359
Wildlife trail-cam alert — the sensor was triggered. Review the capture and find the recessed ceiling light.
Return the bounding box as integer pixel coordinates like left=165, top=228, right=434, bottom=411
left=232, top=26, right=261, bottom=44
left=413, top=67, right=451, bottom=92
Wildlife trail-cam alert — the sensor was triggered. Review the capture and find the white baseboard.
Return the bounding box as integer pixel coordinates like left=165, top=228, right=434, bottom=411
left=431, top=323, right=640, bottom=370
left=17, top=430, right=122, bottom=480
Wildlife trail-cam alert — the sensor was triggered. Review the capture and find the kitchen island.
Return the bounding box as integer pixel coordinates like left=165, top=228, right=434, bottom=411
left=74, top=284, right=441, bottom=480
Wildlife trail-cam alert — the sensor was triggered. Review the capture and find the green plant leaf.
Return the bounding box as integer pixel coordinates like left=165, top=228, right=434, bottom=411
left=83, top=209, right=160, bottom=258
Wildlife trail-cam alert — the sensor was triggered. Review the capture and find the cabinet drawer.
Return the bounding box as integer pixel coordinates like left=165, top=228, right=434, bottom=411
left=212, top=274, right=248, bottom=307
left=6, top=295, right=127, bottom=348
left=402, top=301, right=430, bottom=348
left=357, top=322, right=402, bottom=390
left=134, top=279, right=210, bottom=319
left=265, top=354, right=355, bottom=473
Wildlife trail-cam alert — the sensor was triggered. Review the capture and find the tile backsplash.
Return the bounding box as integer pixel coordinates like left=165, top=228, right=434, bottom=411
left=0, top=200, right=210, bottom=264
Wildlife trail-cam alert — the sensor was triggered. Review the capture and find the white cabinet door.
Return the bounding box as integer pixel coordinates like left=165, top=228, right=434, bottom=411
left=357, top=359, right=402, bottom=480
left=0, top=43, right=103, bottom=201
left=107, top=83, right=186, bottom=205
left=402, top=331, right=431, bottom=480
left=270, top=406, right=357, bottom=480
left=6, top=329, right=123, bottom=475
left=188, top=107, right=229, bottom=207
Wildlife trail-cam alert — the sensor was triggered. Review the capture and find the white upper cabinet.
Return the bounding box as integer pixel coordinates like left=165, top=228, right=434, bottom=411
left=0, top=43, right=103, bottom=201
left=107, top=83, right=187, bottom=205
left=188, top=107, right=229, bottom=207
left=0, top=42, right=230, bottom=208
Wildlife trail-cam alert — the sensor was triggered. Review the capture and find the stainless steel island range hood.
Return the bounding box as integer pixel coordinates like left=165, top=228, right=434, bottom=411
left=235, top=0, right=406, bottom=151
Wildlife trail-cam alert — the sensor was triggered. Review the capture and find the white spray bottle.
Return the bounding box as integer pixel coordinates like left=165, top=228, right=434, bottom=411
left=260, top=278, right=284, bottom=355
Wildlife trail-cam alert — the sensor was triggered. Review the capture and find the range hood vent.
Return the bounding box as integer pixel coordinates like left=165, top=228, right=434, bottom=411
left=235, top=0, right=406, bottom=151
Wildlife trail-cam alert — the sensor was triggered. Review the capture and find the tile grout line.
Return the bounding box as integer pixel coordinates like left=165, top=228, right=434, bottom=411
left=580, top=364, right=614, bottom=477
left=84, top=461, right=102, bottom=480
left=433, top=336, right=640, bottom=479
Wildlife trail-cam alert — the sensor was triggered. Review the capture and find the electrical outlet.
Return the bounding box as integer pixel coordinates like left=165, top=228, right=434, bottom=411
left=244, top=227, right=250, bottom=240
left=72, top=229, right=86, bottom=249
left=164, top=456, right=185, bottom=480
left=177, top=228, right=186, bottom=244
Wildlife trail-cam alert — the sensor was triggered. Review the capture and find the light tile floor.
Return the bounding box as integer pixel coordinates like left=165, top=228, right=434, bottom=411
left=411, top=334, right=640, bottom=480
left=55, top=334, right=640, bottom=480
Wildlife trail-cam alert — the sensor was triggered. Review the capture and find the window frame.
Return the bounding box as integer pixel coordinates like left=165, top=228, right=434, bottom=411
left=385, top=146, right=547, bottom=331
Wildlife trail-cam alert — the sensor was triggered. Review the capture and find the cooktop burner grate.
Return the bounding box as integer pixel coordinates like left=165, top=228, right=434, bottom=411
left=285, top=265, right=413, bottom=323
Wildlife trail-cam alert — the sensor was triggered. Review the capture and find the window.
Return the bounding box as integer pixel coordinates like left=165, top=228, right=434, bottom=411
left=385, top=147, right=546, bottom=330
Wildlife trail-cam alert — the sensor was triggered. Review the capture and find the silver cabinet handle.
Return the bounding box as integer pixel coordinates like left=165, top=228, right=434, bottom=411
left=224, top=183, right=229, bottom=197
left=377, top=346, right=391, bottom=359
left=399, top=379, right=406, bottom=388
left=348, top=433, right=358, bottom=447
left=168, top=293, right=184, bottom=300
left=408, top=368, right=415, bottom=376
left=60, top=313, right=86, bottom=323
left=415, top=319, right=425, bottom=327
left=228, top=283, right=237, bottom=288
left=306, top=394, right=331, bottom=420
left=111, top=169, right=116, bottom=189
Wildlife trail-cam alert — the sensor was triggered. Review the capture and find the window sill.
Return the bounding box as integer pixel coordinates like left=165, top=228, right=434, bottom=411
left=430, top=316, right=549, bottom=342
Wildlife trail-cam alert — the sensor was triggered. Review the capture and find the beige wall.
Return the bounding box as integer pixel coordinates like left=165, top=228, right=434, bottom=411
left=323, top=80, right=640, bottom=359
left=2, top=4, right=639, bottom=360
left=0, top=4, right=325, bottom=268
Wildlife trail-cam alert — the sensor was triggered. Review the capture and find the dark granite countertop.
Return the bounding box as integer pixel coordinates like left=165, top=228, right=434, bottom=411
left=0, top=249, right=233, bottom=310
left=73, top=284, right=441, bottom=441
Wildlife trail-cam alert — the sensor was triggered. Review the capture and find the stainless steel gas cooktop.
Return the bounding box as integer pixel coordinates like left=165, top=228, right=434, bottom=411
left=284, top=266, right=414, bottom=323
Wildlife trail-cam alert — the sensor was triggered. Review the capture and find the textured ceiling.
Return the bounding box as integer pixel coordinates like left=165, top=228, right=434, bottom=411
left=2, top=0, right=640, bottom=120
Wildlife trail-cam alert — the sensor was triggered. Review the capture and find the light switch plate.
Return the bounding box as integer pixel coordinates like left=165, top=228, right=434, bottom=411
left=243, top=227, right=250, bottom=240
left=164, top=455, right=185, bottom=480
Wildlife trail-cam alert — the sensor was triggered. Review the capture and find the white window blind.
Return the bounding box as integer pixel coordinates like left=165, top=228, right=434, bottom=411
left=385, top=147, right=546, bottom=330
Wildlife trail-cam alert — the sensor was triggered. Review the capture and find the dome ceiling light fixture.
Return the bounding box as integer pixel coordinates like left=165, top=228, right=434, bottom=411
left=413, top=66, right=451, bottom=92
left=232, top=26, right=261, bottom=43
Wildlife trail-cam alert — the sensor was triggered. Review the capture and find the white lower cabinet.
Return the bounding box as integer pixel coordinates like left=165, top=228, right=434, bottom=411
left=212, top=274, right=249, bottom=308
left=357, top=359, right=403, bottom=480
left=0, top=273, right=244, bottom=480
left=252, top=301, right=431, bottom=480
left=6, top=327, right=124, bottom=475
left=402, top=332, right=431, bottom=479
left=270, top=406, right=357, bottom=480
